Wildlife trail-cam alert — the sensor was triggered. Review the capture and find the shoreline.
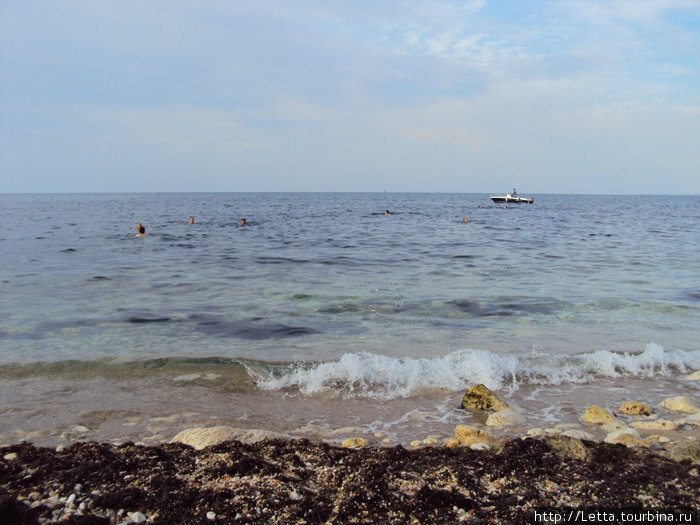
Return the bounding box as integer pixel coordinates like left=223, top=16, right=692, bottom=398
left=2, top=388, right=699, bottom=524
left=1, top=434, right=698, bottom=524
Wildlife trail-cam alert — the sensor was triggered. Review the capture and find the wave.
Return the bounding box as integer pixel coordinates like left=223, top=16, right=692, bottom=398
left=2, top=343, right=697, bottom=401
left=255, top=343, right=700, bottom=400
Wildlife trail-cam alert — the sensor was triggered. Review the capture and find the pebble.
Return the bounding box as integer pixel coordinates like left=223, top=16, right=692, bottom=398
left=561, top=429, right=596, bottom=440
left=630, top=420, right=677, bottom=431
left=582, top=405, right=617, bottom=424
left=207, top=511, right=216, bottom=520
left=3, top=452, right=18, bottom=461
left=341, top=437, right=368, bottom=449
left=658, top=396, right=700, bottom=414
left=289, top=491, right=302, bottom=500
left=127, top=511, right=147, bottom=523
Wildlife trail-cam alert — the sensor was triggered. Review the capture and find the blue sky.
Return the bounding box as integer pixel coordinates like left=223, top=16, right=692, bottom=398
left=1, top=0, right=698, bottom=194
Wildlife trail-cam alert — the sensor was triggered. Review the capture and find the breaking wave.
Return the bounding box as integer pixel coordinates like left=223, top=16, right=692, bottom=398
left=254, top=343, right=700, bottom=400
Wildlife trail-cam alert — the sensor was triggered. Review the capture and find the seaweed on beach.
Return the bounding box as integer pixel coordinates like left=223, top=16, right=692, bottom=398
left=0, top=437, right=698, bottom=524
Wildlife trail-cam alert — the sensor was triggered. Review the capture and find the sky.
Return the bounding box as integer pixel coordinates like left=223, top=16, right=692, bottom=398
left=1, top=0, right=698, bottom=194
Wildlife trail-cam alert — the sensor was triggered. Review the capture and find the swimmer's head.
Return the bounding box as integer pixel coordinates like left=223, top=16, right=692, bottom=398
left=189, top=217, right=195, bottom=224
left=240, top=218, right=246, bottom=225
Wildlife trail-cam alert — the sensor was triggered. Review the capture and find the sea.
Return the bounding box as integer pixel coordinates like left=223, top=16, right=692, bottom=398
left=1, top=192, right=698, bottom=447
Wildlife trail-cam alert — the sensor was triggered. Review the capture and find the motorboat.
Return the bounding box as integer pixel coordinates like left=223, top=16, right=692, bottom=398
left=490, top=191, right=533, bottom=204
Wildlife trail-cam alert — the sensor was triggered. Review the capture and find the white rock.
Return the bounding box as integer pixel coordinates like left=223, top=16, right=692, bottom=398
left=600, top=421, right=628, bottom=432
left=658, top=396, right=700, bottom=414
left=206, top=511, right=216, bottom=520
left=630, top=420, right=677, bottom=431
left=485, top=409, right=525, bottom=427
left=562, top=429, right=596, bottom=440
left=684, top=371, right=700, bottom=380
left=604, top=428, right=641, bottom=444
left=470, top=442, right=492, bottom=451
left=554, top=423, right=580, bottom=431
left=66, top=494, right=76, bottom=504
left=170, top=426, right=285, bottom=450
left=3, top=452, right=18, bottom=461
left=127, top=511, right=147, bottom=523
left=527, top=428, right=546, bottom=437
left=289, top=491, right=302, bottom=500
left=73, top=425, right=90, bottom=433
left=677, top=413, right=700, bottom=427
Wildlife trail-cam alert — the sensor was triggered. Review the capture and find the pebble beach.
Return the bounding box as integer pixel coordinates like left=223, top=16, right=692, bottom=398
left=2, top=383, right=699, bottom=524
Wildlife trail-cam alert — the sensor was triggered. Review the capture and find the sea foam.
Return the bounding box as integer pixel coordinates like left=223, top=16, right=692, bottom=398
left=255, top=343, right=700, bottom=400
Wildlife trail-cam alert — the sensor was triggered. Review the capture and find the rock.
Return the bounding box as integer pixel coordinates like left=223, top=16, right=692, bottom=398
left=170, top=426, right=285, bottom=450
left=460, top=384, right=509, bottom=412
left=342, top=437, right=368, bottom=449
left=561, top=429, right=596, bottom=441
left=454, top=425, right=480, bottom=438
left=442, top=437, right=461, bottom=448
left=127, top=511, right=147, bottom=523
left=659, top=396, right=700, bottom=414
left=605, top=429, right=648, bottom=448
left=485, top=409, right=525, bottom=427
left=646, top=435, right=671, bottom=444
left=553, top=423, right=580, bottom=431
left=619, top=401, right=653, bottom=416
left=453, top=425, right=500, bottom=449
left=677, top=413, right=700, bottom=427
left=582, top=405, right=617, bottom=424
left=545, top=435, right=591, bottom=462
left=206, top=511, right=216, bottom=520
left=630, top=420, right=677, bottom=431
left=409, top=440, right=422, bottom=448
left=669, top=440, right=700, bottom=462
left=600, top=421, right=628, bottom=432
left=423, top=435, right=439, bottom=445
left=684, top=371, right=700, bottom=380
left=470, top=442, right=491, bottom=451
left=527, top=428, right=546, bottom=437
left=3, top=452, right=18, bottom=461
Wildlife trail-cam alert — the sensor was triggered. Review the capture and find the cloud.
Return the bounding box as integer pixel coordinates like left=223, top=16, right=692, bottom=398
left=1, top=0, right=699, bottom=193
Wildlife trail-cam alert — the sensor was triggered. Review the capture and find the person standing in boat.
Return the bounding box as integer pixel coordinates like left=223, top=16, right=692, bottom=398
left=512, top=188, right=518, bottom=197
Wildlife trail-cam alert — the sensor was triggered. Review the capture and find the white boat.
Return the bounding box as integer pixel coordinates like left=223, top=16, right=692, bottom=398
left=490, top=191, right=533, bottom=204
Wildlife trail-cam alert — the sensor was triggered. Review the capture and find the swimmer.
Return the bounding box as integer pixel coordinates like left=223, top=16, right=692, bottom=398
left=462, top=217, right=469, bottom=223
left=188, top=217, right=196, bottom=224
left=384, top=210, right=391, bottom=215
left=239, top=218, right=247, bottom=226
left=136, top=225, right=146, bottom=237
left=135, top=222, right=143, bottom=231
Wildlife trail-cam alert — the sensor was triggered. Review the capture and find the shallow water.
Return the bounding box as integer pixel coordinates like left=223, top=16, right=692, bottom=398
left=0, top=192, right=698, bottom=445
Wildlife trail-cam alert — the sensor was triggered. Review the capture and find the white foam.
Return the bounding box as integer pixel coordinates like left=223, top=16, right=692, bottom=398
left=255, top=343, right=700, bottom=401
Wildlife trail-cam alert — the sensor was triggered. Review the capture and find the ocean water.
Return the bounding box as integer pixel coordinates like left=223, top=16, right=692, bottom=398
left=1, top=192, right=698, bottom=446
